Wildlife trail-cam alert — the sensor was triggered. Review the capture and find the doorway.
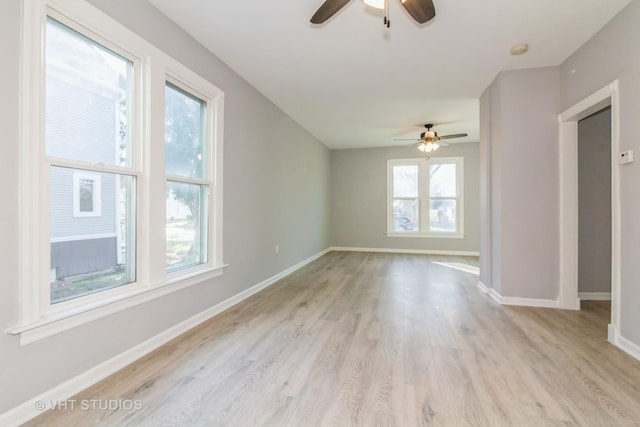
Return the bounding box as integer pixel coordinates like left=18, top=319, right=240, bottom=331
left=558, top=80, right=620, bottom=345
left=577, top=106, right=612, bottom=320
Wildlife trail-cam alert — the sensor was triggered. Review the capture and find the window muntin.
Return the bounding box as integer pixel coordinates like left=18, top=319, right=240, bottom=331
left=388, top=157, right=463, bottom=237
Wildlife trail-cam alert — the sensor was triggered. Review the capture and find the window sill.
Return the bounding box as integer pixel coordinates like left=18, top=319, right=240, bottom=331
left=386, top=232, right=465, bottom=239
left=6, top=264, right=228, bottom=346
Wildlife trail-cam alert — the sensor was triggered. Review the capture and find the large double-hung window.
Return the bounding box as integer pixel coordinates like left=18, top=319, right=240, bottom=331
left=13, top=0, right=225, bottom=344
left=164, top=82, right=210, bottom=272
left=387, top=157, right=464, bottom=238
left=46, top=17, right=137, bottom=304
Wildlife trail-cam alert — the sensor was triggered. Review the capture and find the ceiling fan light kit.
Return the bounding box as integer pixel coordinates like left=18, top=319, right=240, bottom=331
left=363, top=0, right=384, bottom=9
left=418, top=141, right=439, bottom=153
left=394, top=124, right=468, bottom=153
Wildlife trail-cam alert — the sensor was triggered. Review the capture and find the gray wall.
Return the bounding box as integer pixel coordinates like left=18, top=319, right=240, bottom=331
left=0, top=0, right=330, bottom=413
left=578, top=107, right=612, bottom=294
left=481, top=66, right=561, bottom=299
left=479, top=87, right=492, bottom=289
left=479, top=0, right=640, bottom=349
left=561, top=0, right=640, bottom=344
left=330, top=143, right=480, bottom=252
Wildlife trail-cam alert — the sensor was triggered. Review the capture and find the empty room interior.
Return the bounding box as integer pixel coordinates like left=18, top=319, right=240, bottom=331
left=3, top=0, right=640, bottom=425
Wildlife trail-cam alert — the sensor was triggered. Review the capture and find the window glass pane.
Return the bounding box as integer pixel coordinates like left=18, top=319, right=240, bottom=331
left=165, top=83, right=205, bottom=178
left=393, top=165, right=418, bottom=197
left=166, top=181, right=208, bottom=271
left=429, top=199, right=457, bottom=232
left=430, top=163, right=457, bottom=197
left=392, top=199, right=419, bottom=232
left=50, top=167, right=136, bottom=304
left=73, top=172, right=102, bottom=217
left=78, top=179, right=95, bottom=212
left=45, top=18, right=132, bottom=167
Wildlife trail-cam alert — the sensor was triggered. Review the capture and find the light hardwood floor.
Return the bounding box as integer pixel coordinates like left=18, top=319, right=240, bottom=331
left=25, top=252, right=640, bottom=426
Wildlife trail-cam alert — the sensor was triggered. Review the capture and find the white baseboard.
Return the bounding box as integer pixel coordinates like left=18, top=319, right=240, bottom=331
left=0, top=248, right=331, bottom=427
left=608, top=324, right=617, bottom=343
left=330, top=246, right=480, bottom=257
left=485, top=288, right=558, bottom=308
left=488, top=288, right=502, bottom=304
left=608, top=325, right=640, bottom=362
left=578, top=292, right=611, bottom=301
left=477, top=282, right=502, bottom=304
left=501, top=296, right=559, bottom=308
left=477, top=281, right=489, bottom=294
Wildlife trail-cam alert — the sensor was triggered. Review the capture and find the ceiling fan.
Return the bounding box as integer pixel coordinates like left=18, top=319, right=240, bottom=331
left=310, top=0, right=436, bottom=28
left=395, top=124, right=468, bottom=153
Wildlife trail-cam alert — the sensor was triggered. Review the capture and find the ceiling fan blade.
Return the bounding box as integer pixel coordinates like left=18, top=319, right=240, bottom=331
left=407, top=142, right=423, bottom=148
left=438, top=140, right=450, bottom=147
left=438, top=133, right=468, bottom=140
left=310, top=0, right=352, bottom=24
left=400, top=0, right=436, bottom=24
left=394, top=138, right=421, bottom=141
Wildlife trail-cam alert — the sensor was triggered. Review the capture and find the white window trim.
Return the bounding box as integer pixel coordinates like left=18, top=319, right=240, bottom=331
left=72, top=171, right=102, bottom=217
left=9, top=0, right=226, bottom=345
left=387, top=157, right=464, bottom=239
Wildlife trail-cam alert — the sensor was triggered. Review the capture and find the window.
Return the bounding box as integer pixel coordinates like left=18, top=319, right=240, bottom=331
left=47, top=17, right=136, bottom=304
left=73, top=172, right=102, bottom=217
left=13, top=0, right=225, bottom=344
left=165, top=83, right=209, bottom=272
left=387, top=157, right=463, bottom=237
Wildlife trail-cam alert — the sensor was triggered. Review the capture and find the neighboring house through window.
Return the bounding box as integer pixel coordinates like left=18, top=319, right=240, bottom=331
left=47, top=16, right=135, bottom=304
left=387, top=157, right=464, bottom=238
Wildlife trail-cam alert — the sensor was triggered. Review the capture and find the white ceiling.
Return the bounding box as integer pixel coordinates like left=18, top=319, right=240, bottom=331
left=147, top=0, right=631, bottom=149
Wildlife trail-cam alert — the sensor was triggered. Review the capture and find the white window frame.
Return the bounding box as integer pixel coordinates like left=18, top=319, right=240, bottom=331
left=9, top=0, right=226, bottom=345
left=162, top=77, right=217, bottom=278
left=387, top=157, right=464, bottom=238
left=72, top=172, right=102, bottom=217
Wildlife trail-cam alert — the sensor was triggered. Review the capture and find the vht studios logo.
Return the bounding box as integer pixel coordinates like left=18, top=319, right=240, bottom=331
left=35, top=399, right=143, bottom=412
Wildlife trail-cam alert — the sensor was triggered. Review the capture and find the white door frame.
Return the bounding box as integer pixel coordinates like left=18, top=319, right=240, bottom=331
left=558, top=80, right=620, bottom=342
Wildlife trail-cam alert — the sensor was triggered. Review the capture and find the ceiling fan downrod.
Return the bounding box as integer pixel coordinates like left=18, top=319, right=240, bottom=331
left=384, top=0, right=390, bottom=27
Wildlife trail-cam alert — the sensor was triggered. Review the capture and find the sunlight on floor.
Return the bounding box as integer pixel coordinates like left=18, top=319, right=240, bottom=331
left=432, top=261, right=479, bottom=276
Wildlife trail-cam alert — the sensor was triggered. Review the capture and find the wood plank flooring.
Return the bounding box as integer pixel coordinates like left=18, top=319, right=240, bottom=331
left=25, top=251, right=640, bottom=426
